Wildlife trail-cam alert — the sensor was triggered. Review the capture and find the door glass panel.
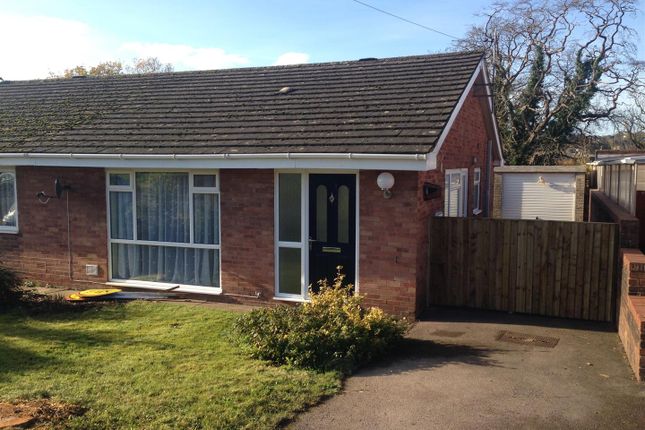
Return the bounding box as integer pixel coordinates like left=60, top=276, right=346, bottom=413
left=278, top=247, right=301, bottom=294
left=316, top=185, right=327, bottom=242
left=279, top=174, right=301, bottom=242
left=338, top=185, right=349, bottom=243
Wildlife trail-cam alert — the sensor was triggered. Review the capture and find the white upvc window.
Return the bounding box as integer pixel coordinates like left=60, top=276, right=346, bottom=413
left=444, top=168, right=468, bottom=217
left=107, top=170, right=221, bottom=292
left=473, top=168, right=482, bottom=215
left=0, top=167, right=18, bottom=234
left=274, top=172, right=307, bottom=299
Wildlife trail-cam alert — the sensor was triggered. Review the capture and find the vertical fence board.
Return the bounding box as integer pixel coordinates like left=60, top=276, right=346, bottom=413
left=427, top=217, right=617, bottom=322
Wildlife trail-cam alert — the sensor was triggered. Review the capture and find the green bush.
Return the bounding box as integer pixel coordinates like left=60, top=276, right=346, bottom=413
left=0, top=266, right=25, bottom=306
left=234, top=268, right=409, bottom=373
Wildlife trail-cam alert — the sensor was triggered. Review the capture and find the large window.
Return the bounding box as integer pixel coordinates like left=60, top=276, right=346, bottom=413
left=107, top=171, right=220, bottom=290
left=0, top=168, right=18, bottom=233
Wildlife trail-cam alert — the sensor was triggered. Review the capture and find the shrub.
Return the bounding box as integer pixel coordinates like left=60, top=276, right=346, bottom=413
left=234, top=268, right=409, bottom=373
left=0, top=265, right=25, bottom=306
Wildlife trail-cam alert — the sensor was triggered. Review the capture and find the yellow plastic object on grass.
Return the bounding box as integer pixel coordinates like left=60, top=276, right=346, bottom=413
left=65, top=293, right=86, bottom=302
left=78, top=289, right=122, bottom=298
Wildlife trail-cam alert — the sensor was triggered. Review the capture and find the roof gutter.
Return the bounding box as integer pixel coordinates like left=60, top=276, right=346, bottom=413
left=0, top=151, right=429, bottom=171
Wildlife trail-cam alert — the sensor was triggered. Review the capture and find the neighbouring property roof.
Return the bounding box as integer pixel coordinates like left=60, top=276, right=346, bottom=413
left=0, top=51, right=484, bottom=156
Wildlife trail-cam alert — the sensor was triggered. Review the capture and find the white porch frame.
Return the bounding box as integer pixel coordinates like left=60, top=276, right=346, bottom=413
left=274, top=170, right=360, bottom=301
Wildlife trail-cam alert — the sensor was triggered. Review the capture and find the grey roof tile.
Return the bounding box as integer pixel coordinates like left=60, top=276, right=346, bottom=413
left=0, top=51, right=483, bottom=155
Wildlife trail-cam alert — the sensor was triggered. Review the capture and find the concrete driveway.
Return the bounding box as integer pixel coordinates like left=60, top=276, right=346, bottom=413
left=291, top=308, right=645, bottom=430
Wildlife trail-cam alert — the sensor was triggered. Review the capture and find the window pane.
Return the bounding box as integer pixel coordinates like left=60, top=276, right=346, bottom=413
left=110, top=173, right=130, bottom=186
left=338, top=185, right=349, bottom=243
left=0, top=172, right=16, bottom=227
left=136, top=173, right=190, bottom=243
left=110, top=191, right=133, bottom=239
left=279, top=174, right=301, bottom=242
left=315, top=185, right=327, bottom=241
left=194, top=174, right=216, bottom=188
left=111, top=243, right=219, bottom=287
left=193, top=193, right=219, bottom=244
left=0, top=172, right=18, bottom=227
left=278, top=247, right=301, bottom=294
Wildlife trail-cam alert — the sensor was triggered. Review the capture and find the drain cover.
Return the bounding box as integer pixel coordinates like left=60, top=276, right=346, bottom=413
left=496, top=330, right=559, bottom=348
left=432, top=330, right=466, bottom=338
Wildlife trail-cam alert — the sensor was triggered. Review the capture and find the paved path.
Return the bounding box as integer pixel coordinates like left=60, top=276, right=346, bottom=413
left=291, top=308, right=645, bottom=430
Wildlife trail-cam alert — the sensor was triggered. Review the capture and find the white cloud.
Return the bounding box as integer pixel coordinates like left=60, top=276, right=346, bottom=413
left=274, top=52, right=310, bottom=66
left=0, top=14, right=108, bottom=80
left=118, top=42, right=250, bottom=71
left=0, top=13, right=251, bottom=80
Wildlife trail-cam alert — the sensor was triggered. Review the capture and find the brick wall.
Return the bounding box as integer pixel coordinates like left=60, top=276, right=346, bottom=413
left=359, top=170, right=418, bottom=317
left=589, top=190, right=639, bottom=248
left=220, top=169, right=275, bottom=302
left=0, top=166, right=108, bottom=286
left=618, top=249, right=645, bottom=382
left=415, top=87, right=493, bottom=313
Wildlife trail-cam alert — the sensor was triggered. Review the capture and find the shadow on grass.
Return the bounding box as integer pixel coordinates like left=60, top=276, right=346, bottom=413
left=363, top=337, right=502, bottom=376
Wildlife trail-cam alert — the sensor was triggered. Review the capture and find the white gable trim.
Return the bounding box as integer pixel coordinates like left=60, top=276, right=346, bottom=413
left=425, top=59, right=504, bottom=170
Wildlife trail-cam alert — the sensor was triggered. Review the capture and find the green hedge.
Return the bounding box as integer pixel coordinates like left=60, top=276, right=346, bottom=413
left=234, top=269, right=409, bottom=374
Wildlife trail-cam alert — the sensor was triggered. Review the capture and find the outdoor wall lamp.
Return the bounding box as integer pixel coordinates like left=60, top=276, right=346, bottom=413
left=377, top=172, right=395, bottom=199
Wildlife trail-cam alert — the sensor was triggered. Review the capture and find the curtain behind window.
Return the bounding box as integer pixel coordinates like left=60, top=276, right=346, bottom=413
left=111, top=172, right=219, bottom=287
left=0, top=172, right=16, bottom=227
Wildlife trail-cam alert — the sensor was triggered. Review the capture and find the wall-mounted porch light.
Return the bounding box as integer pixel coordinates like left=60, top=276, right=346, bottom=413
left=377, top=172, right=395, bottom=199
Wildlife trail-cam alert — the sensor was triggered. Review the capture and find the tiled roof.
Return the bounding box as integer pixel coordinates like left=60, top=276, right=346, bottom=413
left=0, top=51, right=483, bottom=155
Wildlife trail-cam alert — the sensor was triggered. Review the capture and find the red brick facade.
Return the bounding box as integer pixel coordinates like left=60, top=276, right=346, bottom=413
left=220, top=169, right=275, bottom=300
left=414, top=88, right=496, bottom=313
left=0, top=166, right=108, bottom=286
left=0, top=89, right=498, bottom=318
left=619, top=250, right=645, bottom=381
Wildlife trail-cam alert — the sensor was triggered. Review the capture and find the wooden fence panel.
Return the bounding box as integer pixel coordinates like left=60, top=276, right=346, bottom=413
left=427, top=217, right=618, bottom=322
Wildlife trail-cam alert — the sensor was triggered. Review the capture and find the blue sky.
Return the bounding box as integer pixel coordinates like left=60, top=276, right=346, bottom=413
left=0, top=0, right=643, bottom=79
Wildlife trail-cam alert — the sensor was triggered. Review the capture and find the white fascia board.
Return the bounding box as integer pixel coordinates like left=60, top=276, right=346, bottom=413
left=0, top=152, right=428, bottom=171
left=425, top=59, right=504, bottom=170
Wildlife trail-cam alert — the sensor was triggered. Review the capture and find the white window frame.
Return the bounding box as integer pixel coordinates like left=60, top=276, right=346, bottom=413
left=444, top=168, right=468, bottom=218
left=274, top=170, right=360, bottom=302
left=0, top=167, right=18, bottom=234
left=106, top=169, right=222, bottom=294
left=473, top=168, right=482, bottom=215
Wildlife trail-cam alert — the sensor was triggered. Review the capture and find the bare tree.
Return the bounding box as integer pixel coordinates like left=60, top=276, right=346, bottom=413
left=456, top=0, right=642, bottom=165
left=610, top=70, right=645, bottom=148
left=125, top=57, right=173, bottom=74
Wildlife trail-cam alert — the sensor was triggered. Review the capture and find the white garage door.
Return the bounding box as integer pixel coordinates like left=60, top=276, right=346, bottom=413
left=502, top=173, right=576, bottom=221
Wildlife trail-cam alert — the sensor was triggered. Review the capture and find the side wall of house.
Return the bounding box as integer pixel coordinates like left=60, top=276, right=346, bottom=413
left=415, top=87, right=494, bottom=314
left=359, top=170, right=419, bottom=317
left=0, top=166, right=109, bottom=286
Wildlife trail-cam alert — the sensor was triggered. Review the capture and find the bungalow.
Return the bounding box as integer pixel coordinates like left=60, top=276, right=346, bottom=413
left=0, top=51, right=503, bottom=317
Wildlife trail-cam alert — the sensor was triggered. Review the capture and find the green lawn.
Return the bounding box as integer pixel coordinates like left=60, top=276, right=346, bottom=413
left=0, top=302, right=341, bottom=429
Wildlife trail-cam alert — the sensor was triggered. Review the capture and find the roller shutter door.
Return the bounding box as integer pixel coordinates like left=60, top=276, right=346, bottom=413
left=501, top=173, right=576, bottom=221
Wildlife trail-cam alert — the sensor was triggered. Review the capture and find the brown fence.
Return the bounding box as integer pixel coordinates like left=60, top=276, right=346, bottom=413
left=427, top=217, right=618, bottom=322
